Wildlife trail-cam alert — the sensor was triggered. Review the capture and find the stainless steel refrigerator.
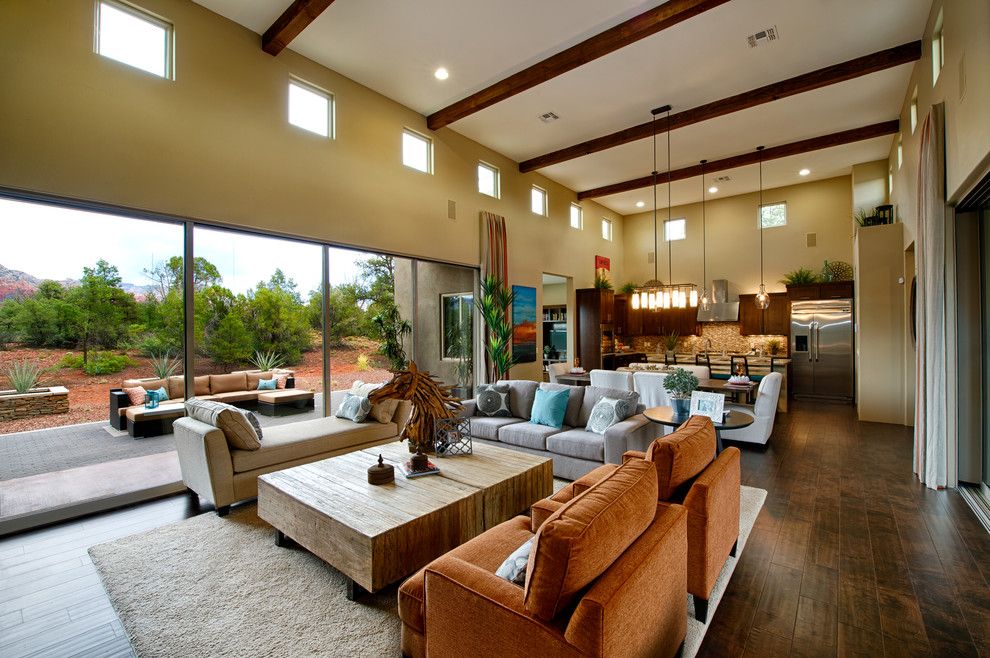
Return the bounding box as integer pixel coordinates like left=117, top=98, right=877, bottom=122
left=790, top=299, right=854, bottom=401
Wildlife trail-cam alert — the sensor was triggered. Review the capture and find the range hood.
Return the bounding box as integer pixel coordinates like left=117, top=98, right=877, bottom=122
left=696, top=279, right=739, bottom=322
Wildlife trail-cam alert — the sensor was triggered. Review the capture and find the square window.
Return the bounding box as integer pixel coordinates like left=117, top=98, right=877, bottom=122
left=96, top=1, right=172, bottom=79
left=569, top=203, right=583, bottom=229
left=932, top=8, right=944, bottom=85
left=402, top=129, right=432, bottom=173
left=288, top=79, right=333, bottom=138
left=664, top=218, right=686, bottom=241
left=478, top=162, right=499, bottom=198
left=759, top=202, right=787, bottom=228
left=531, top=186, right=548, bottom=216
left=601, top=218, right=613, bottom=241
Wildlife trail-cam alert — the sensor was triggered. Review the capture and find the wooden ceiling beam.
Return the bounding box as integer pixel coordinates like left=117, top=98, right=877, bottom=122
left=522, top=41, right=920, bottom=172
left=576, top=120, right=900, bottom=200
left=262, top=0, right=337, bottom=56
left=426, top=0, right=731, bottom=130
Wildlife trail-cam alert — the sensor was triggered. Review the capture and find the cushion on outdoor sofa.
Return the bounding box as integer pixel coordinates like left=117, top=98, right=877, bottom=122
left=123, top=386, right=147, bottom=406
left=245, top=371, right=274, bottom=390
left=167, top=376, right=185, bottom=400
left=210, top=373, right=248, bottom=394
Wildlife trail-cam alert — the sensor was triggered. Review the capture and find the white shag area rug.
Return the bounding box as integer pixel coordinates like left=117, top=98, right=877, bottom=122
left=90, top=485, right=766, bottom=658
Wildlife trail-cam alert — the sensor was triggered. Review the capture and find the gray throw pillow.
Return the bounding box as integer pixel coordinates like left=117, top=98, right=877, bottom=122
left=475, top=383, right=511, bottom=417
left=184, top=399, right=262, bottom=450
left=336, top=393, right=371, bottom=422
left=495, top=537, right=533, bottom=586
left=585, top=397, right=634, bottom=434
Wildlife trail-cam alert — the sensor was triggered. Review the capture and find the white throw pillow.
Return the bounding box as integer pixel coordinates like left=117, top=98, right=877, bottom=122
left=584, top=397, right=634, bottom=435
left=349, top=381, right=398, bottom=423
left=336, top=393, right=372, bottom=423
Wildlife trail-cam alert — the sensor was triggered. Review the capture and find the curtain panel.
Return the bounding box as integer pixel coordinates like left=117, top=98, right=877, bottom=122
left=479, top=212, right=508, bottom=383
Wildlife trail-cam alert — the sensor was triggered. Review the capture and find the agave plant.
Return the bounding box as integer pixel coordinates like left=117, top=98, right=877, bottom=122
left=661, top=331, right=680, bottom=352
left=250, top=350, right=286, bottom=372
left=149, top=352, right=180, bottom=379
left=478, top=274, right=519, bottom=382
left=5, top=360, right=44, bottom=394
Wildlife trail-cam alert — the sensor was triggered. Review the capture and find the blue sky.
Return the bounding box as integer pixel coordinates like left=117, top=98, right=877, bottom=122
left=0, top=198, right=370, bottom=294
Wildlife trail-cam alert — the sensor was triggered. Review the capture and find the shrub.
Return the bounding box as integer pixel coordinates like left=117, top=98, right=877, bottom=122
left=356, top=354, right=369, bottom=371
left=81, top=352, right=134, bottom=376
left=205, top=314, right=253, bottom=368
left=5, top=360, right=44, bottom=393
left=59, top=353, right=85, bottom=369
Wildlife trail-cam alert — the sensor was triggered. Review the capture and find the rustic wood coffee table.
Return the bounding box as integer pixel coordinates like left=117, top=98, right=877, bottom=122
left=257, top=441, right=552, bottom=600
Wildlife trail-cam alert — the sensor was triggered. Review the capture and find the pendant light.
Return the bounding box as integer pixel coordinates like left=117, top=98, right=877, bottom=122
left=755, top=145, right=770, bottom=310
left=698, top=159, right=711, bottom=311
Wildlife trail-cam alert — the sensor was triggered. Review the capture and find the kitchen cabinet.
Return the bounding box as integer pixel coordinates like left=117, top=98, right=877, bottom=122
left=785, top=284, right=820, bottom=300
left=576, top=288, right=615, bottom=370
left=661, top=306, right=699, bottom=336
left=642, top=306, right=661, bottom=335
left=614, top=294, right=643, bottom=337
left=738, top=292, right=790, bottom=335
left=785, top=282, right=854, bottom=301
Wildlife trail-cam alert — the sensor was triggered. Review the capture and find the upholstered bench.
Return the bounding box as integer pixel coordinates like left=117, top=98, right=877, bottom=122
left=257, top=389, right=315, bottom=416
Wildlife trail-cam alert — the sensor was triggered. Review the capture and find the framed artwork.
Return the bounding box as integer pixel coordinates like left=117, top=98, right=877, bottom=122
left=689, top=391, right=725, bottom=423
left=595, top=255, right=611, bottom=284
left=511, top=285, right=537, bottom=363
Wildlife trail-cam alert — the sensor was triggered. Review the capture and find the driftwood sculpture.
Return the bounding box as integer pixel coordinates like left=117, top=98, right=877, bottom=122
left=368, top=361, right=463, bottom=457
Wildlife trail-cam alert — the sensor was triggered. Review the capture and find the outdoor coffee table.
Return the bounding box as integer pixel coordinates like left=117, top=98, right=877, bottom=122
left=257, top=441, right=552, bottom=600
left=125, top=402, right=186, bottom=438
left=256, top=389, right=315, bottom=416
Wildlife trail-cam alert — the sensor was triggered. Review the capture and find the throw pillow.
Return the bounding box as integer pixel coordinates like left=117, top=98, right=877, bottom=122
left=257, top=378, right=277, bottom=391
left=183, top=399, right=262, bottom=450
left=369, top=398, right=399, bottom=424
left=273, top=374, right=288, bottom=389
left=475, top=383, right=511, bottom=417
left=336, top=393, right=371, bottom=423
left=530, top=388, right=569, bottom=429
left=496, top=537, right=534, bottom=586
left=152, top=386, right=169, bottom=402
left=123, top=386, right=146, bottom=406
left=585, top=397, right=634, bottom=434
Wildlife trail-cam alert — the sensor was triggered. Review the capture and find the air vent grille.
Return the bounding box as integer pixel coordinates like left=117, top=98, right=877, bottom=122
left=747, top=25, right=779, bottom=48
left=539, top=112, right=560, bottom=123
left=714, top=175, right=732, bottom=183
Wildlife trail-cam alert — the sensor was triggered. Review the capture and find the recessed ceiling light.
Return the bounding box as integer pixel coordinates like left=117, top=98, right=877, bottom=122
left=635, top=201, right=645, bottom=208
left=434, top=67, right=449, bottom=80
left=708, top=186, right=718, bottom=194
left=798, top=168, right=810, bottom=176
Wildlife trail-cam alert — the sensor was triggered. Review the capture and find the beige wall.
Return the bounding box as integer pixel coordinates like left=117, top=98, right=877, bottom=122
left=542, top=283, right=567, bottom=306
left=0, top=0, right=624, bottom=383
left=851, top=160, right=890, bottom=234
left=622, top=176, right=853, bottom=296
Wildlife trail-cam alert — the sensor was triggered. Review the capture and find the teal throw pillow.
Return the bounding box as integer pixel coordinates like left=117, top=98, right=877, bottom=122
left=152, top=386, right=169, bottom=402
left=257, top=378, right=277, bottom=391
left=530, top=387, right=569, bottom=429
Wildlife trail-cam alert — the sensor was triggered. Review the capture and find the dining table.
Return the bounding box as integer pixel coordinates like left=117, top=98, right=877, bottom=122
left=555, top=372, right=591, bottom=386
left=696, top=378, right=758, bottom=404
left=642, top=406, right=754, bottom=453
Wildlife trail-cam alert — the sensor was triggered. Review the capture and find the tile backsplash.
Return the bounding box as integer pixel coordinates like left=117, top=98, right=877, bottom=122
left=625, top=322, right=788, bottom=356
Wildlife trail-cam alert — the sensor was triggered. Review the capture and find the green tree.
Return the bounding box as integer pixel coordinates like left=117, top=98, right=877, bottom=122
left=69, top=260, right=136, bottom=362
left=243, top=271, right=311, bottom=364
left=14, top=297, right=82, bottom=347
left=0, top=300, right=19, bottom=348
left=311, top=282, right=372, bottom=346
left=371, top=304, right=411, bottom=371
left=205, top=313, right=252, bottom=367
left=358, top=254, right=397, bottom=313
left=144, top=255, right=221, bottom=299
left=36, top=280, right=67, bottom=300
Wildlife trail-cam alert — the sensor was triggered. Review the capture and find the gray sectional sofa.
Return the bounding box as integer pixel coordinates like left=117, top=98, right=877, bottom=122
left=460, top=380, right=659, bottom=480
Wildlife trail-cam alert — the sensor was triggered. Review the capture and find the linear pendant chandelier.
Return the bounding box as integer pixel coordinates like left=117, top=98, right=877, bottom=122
left=631, top=105, right=697, bottom=312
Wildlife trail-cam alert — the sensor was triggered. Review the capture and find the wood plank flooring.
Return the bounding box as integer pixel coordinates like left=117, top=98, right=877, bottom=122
left=700, top=400, right=990, bottom=658
left=0, top=401, right=988, bottom=657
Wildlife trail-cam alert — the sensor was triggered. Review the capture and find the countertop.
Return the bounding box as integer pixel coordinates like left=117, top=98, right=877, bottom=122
left=646, top=353, right=791, bottom=365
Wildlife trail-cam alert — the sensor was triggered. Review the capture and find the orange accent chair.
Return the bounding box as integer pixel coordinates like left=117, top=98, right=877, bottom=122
left=398, top=459, right=689, bottom=658
left=533, top=415, right=740, bottom=623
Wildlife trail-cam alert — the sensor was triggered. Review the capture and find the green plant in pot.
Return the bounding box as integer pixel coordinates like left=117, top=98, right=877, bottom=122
left=593, top=273, right=613, bottom=290
left=664, top=367, right=698, bottom=417
left=765, top=338, right=782, bottom=356
left=661, top=331, right=679, bottom=356
left=780, top=268, right=819, bottom=286
left=619, top=281, right=637, bottom=295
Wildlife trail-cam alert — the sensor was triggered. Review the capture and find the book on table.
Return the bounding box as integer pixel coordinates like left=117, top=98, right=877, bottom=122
left=400, top=459, right=441, bottom=478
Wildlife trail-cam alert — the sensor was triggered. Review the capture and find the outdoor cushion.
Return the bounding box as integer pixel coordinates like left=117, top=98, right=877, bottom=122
left=547, top=429, right=605, bottom=462
left=151, top=386, right=169, bottom=403
left=499, top=422, right=564, bottom=451
left=578, top=386, right=639, bottom=426
left=475, top=384, right=511, bottom=417
left=231, top=417, right=397, bottom=473
left=645, top=415, right=716, bottom=500
left=209, top=372, right=248, bottom=394
left=203, top=391, right=257, bottom=404
left=184, top=399, right=261, bottom=451
left=194, top=376, right=210, bottom=396
left=257, top=378, right=277, bottom=391
left=123, top=378, right=167, bottom=392
left=585, top=397, right=635, bottom=434
left=530, top=387, right=569, bottom=428
left=497, top=380, right=540, bottom=419
left=246, top=371, right=274, bottom=390
left=538, top=383, right=584, bottom=429
left=524, top=459, right=658, bottom=621
left=168, top=376, right=185, bottom=400
left=273, top=373, right=289, bottom=389
left=470, top=416, right=524, bottom=441
left=123, top=386, right=146, bottom=406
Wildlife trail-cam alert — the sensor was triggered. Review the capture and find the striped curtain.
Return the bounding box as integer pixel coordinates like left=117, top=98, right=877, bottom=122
left=914, top=103, right=955, bottom=489
left=479, top=212, right=508, bottom=383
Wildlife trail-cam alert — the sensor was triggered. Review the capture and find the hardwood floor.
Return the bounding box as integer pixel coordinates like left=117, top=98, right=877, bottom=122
left=700, top=400, right=990, bottom=658
left=0, top=401, right=987, bottom=657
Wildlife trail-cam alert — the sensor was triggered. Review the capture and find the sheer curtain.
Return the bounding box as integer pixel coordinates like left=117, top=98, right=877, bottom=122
left=914, top=103, right=956, bottom=489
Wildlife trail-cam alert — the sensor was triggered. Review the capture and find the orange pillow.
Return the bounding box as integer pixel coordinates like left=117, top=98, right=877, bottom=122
left=645, top=415, right=716, bottom=500
left=523, top=459, right=658, bottom=621
left=123, top=387, right=146, bottom=406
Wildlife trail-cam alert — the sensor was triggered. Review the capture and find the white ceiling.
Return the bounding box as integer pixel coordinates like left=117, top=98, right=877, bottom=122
left=193, top=0, right=930, bottom=214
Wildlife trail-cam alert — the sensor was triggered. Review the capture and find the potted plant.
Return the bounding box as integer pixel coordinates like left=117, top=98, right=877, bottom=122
left=661, top=332, right=679, bottom=361
left=780, top=268, right=819, bottom=286
left=593, top=273, right=613, bottom=290
left=766, top=338, right=783, bottom=356
left=619, top=281, right=637, bottom=295
left=663, top=367, right=698, bottom=417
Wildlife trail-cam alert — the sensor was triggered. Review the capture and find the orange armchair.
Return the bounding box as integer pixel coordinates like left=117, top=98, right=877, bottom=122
left=534, top=415, right=740, bottom=623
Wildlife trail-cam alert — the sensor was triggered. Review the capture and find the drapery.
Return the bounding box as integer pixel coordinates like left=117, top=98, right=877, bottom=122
left=480, top=211, right=508, bottom=383
left=914, top=103, right=954, bottom=489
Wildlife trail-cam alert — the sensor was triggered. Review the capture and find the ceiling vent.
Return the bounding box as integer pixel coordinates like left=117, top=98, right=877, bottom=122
left=714, top=175, right=732, bottom=183
left=747, top=25, right=779, bottom=48
left=539, top=111, right=560, bottom=123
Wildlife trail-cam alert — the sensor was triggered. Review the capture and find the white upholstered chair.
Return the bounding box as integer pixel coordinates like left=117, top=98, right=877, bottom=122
left=589, top=369, right=634, bottom=390
left=720, top=372, right=782, bottom=445
left=632, top=371, right=672, bottom=436
left=547, top=362, right=570, bottom=384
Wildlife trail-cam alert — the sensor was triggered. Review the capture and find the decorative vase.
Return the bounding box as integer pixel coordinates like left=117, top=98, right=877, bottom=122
left=671, top=397, right=690, bottom=417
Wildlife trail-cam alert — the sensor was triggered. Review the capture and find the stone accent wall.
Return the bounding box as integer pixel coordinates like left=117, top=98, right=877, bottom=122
left=0, top=387, right=69, bottom=421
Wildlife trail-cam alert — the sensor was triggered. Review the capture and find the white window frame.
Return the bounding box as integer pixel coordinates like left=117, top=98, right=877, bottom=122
left=288, top=76, right=334, bottom=139
left=664, top=218, right=686, bottom=241
left=402, top=128, right=433, bottom=174
left=95, top=0, right=174, bottom=80
left=601, top=218, right=613, bottom=241
left=477, top=161, right=499, bottom=198
left=531, top=186, right=548, bottom=217
left=897, top=134, right=903, bottom=170
left=931, top=8, right=944, bottom=85
left=569, top=203, right=583, bottom=230
left=759, top=202, right=787, bottom=229
left=909, top=86, right=919, bottom=135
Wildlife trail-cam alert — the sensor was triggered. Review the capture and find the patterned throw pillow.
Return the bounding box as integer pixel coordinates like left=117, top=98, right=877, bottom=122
left=257, top=378, right=277, bottom=391
left=475, top=383, right=511, bottom=417
left=336, top=393, right=372, bottom=423
left=152, top=386, right=169, bottom=402
left=349, top=381, right=398, bottom=423
left=585, top=397, right=634, bottom=434
left=123, top=387, right=146, bottom=406
left=495, top=537, right=533, bottom=586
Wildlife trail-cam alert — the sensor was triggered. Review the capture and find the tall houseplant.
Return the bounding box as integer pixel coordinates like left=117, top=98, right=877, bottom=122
left=478, top=274, right=520, bottom=382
